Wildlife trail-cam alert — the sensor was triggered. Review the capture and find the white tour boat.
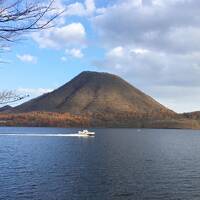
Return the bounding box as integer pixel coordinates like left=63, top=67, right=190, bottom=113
left=78, top=129, right=95, bottom=136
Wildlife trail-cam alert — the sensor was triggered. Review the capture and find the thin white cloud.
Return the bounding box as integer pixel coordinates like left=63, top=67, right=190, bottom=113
left=11, top=88, right=53, bottom=106
left=17, top=54, right=37, bottom=64
left=85, top=0, right=96, bottom=15
left=16, top=88, right=53, bottom=97
left=65, top=48, right=84, bottom=58
left=131, top=48, right=149, bottom=54
left=32, top=23, right=86, bottom=49
left=65, top=0, right=96, bottom=16
left=61, top=56, right=67, bottom=62
left=142, top=85, right=200, bottom=113
left=107, top=46, right=124, bottom=57
left=65, top=2, right=85, bottom=16
left=1, top=46, right=11, bottom=52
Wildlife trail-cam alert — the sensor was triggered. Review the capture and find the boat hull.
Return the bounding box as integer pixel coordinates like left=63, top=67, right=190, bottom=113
left=78, top=130, right=95, bottom=136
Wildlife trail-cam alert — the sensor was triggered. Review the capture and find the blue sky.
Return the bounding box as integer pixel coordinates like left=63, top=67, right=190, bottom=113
left=1, top=0, right=200, bottom=113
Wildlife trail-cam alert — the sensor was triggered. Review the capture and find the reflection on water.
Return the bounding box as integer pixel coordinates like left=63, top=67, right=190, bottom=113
left=0, top=127, right=200, bottom=200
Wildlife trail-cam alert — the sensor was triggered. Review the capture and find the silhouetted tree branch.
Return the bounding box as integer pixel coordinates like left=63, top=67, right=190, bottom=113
left=0, top=90, right=29, bottom=104
left=0, top=0, right=62, bottom=104
left=0, top=0, right=60, bottom=42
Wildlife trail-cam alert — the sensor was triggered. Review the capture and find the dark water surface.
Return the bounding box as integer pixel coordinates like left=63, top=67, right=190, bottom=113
left=1, top=127, right=200, bottom=200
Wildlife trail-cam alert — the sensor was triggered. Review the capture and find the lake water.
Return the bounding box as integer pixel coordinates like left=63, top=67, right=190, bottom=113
left=1, top=127, right=200, bottom=200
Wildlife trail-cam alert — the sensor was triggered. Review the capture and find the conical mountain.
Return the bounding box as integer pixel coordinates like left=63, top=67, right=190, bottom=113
left=15, top=71, right=171, bottom=114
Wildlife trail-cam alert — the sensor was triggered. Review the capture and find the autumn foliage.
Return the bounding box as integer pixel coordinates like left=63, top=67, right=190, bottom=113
left=0, top=110, right=200, bottom=129
left=0, top=112, right=91, bottom=127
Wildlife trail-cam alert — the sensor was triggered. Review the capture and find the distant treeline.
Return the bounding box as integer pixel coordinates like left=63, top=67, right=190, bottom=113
left=0, top=111, right=200, bottom=129
left=0, top=112, right=90, bottom=127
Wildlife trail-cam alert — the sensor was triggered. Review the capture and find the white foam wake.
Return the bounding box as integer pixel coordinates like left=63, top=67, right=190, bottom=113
left=0, top=133, right=91, bottom=137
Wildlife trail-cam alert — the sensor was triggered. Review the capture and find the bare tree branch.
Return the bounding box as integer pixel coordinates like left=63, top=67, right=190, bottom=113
left=0, top=0, right=63, bottom=43
left=0, top=0, right=63, bottom=105
left=0, top=90, right=29, bottom=104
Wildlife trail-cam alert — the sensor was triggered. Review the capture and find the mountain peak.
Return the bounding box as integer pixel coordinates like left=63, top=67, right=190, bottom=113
left=14, top=71, right=171, bottom=115
left=77, top=71, right=119, bottom=79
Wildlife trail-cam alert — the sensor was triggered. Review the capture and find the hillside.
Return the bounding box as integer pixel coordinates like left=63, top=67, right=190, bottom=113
left=14, top=71, right=173, bottom=115
left=2, top=71, right=199, bottom=129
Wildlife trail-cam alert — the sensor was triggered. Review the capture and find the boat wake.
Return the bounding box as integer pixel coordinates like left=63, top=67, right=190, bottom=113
left=0, top=133, right=93, bottom=137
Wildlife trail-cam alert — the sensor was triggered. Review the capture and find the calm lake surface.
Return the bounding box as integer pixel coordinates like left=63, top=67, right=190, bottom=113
left=1, top=127, right=200, bottom=200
